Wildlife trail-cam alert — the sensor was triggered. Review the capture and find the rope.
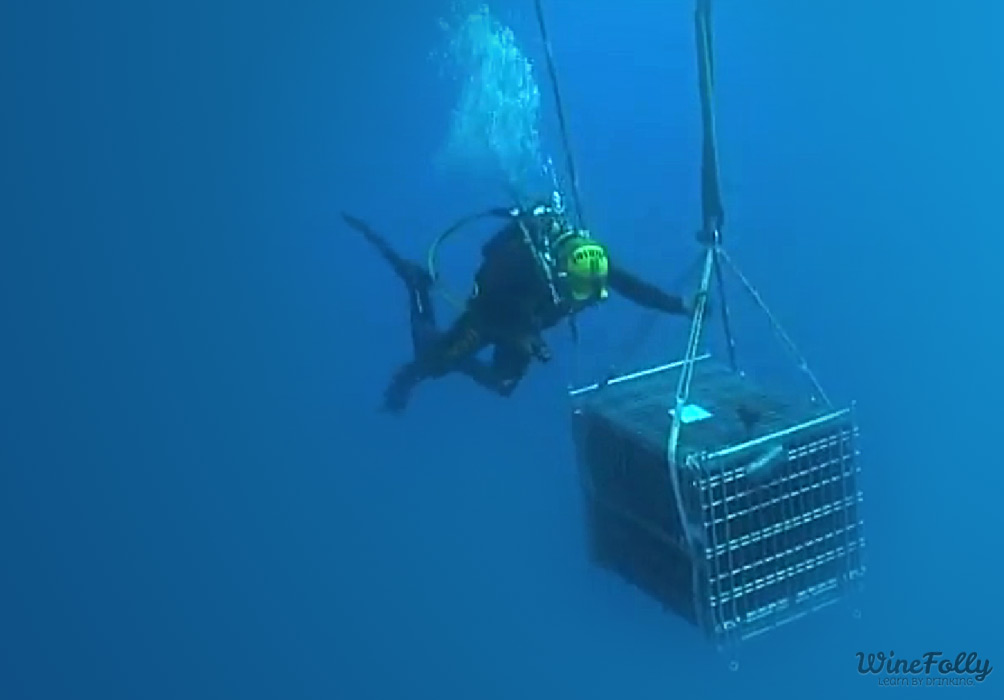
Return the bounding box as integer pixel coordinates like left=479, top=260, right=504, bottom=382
left=666, top=0, right=727, bottom=465
left=695, top=0, right=724, bottom=244
left=533, top=0, right=585, bottom=228
left=663, top=0, right=725, bottom=564
left=666, top=242, right=716, bottom=540
left=565, top=0, right=831, bottom=421
left=719, top=248, right=833, bottom=407
left=713, top=244, right=738, bottom=371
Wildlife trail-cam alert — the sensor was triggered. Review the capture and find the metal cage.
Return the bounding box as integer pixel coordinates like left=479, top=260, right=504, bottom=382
left=570, top=355, right=865, bottom=645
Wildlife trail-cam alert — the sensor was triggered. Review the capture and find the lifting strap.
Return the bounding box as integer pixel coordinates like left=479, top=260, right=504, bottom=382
left=666, top=0, right=729, bottom=548
left=667, top=0, right=834, bottom=549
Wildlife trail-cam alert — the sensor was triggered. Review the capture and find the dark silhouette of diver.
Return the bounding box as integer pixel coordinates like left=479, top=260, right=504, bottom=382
left=343, top=201, right=692, bottom=413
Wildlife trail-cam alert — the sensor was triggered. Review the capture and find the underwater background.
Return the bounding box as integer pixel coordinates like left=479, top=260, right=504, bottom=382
left=2, top=0, right=1001, bottom=698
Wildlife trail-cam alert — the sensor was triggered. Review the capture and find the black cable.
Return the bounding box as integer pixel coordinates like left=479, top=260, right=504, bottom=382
left=713, top=246, right=738, bottom=371
left=695, top=0, right=724, bottom=241
left=534, top=0, right=585, bottom=228
left=694, top=0, right=739, bottom=373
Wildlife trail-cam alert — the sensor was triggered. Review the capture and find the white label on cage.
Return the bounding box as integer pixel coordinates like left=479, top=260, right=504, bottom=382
left=669, top=403, right=713, bottom=423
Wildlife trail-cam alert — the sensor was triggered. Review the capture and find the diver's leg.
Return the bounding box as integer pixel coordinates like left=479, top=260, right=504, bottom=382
left=457, top=341, right=532, bottom=397
left=407, top=283, right=438, bottom=358
left=342, top=212, right=431, bottom=290
left=383, top=361, right=424, bottom=414
left=489, top=341, right=533, bottom=396
left=381, top=311, right=489, bottom=414
left=342, top=212, right=438, bottom=355
left=456, top=356, right=517, bottom=396
left=425, top=311, right=486, bottom=368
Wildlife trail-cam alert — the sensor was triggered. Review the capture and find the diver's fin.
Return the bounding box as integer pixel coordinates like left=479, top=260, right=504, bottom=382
left=341, top=212, right=431, bottom=290
left=341, top=212, right=386, bottom=249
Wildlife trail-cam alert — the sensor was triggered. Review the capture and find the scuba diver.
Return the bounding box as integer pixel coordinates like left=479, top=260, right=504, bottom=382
left=342, top=198, right=693, bottom=414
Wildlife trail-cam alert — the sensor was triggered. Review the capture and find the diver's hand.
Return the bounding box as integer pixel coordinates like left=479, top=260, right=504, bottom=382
left=685, top=292, right=713, bottom=319
left=533, top=342, right=552, bottom=363
left=522, top=335, right=552, bottom=363
left=667, top=295, right=695, bottom=318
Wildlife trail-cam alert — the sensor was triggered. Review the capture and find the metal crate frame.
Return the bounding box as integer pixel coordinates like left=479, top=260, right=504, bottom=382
left=570, top=355, right=866, bottom=646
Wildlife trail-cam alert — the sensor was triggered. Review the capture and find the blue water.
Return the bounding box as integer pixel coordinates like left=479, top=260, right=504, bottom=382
left=2, top=1, right=1001, bottom=698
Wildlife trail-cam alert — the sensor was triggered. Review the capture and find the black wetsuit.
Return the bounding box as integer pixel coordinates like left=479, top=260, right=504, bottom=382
left=344, top=210, right=690, bottom=413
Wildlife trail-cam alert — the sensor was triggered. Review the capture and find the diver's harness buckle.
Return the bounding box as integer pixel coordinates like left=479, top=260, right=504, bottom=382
left=508, top=194, right=589, bottom=310
left=510, top=204, right=562, bottom=307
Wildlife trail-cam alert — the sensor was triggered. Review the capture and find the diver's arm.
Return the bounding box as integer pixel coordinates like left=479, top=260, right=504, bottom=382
left=608, top=265, right=690, bottom=316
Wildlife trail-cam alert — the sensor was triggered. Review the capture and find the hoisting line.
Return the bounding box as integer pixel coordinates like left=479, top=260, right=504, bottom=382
left=668, top=0, right=730, bottom=480
left=534, top=0, right=585, bottom=228
left=667, top=0, right=835, bottom=551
